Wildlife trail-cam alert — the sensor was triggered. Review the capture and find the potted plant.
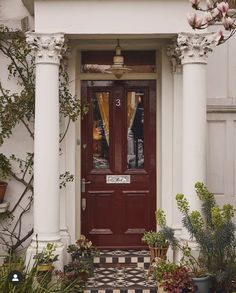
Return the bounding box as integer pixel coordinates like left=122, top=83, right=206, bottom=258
left=142, top=209, right=177, bottom=263
left=159, top=264, right=195, bottom=293
left=67, top=235, right=98, bottom=277
left=0, top=154, right=11, bottom=204
left=151, top=258, right=178, bottom=293
left=33, top=242, right=58, bottom=284
left=179, top=244, right=211, bottom=293
left=142, top=231, right=169, bottom=261
left=176, top=182, right=236, bottom=293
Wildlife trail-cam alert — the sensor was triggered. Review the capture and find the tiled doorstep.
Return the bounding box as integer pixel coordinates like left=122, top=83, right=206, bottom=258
left=93, top=250, right=151, bottom=269
left=84, top=266, right=157, bottom=293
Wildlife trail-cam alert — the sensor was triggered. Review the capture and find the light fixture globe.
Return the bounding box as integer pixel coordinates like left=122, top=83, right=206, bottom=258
left=106, top=40, right=131, bottom=79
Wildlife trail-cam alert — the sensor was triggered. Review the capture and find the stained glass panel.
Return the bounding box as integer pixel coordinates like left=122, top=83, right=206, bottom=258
left=127, top=91, right=144, bottom=169
left=93, top=92, right=110, bottom=169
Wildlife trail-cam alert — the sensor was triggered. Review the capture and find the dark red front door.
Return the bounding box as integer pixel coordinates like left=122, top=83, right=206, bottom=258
left=81, top=80, right=156, bottom=248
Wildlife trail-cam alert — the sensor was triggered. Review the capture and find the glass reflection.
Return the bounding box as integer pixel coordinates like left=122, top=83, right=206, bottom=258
left=127, top=92, right=144, bottom=169
left=93, top=92, right=109, bottom=169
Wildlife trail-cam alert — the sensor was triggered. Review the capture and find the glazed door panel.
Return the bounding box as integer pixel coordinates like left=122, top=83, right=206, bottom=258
left=81, top=80, right=156, bottom=248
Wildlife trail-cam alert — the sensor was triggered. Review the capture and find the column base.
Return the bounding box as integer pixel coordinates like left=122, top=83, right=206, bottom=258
left=60, top=228, right=71, bottom=263
left=25, top=239, right=65, bottom=271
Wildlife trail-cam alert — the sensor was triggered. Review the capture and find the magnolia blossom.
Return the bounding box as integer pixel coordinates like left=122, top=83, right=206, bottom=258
left=187, top=0, right=236, bottom=45
left=212, top=7, right=221, bottom=18
left=215, top=29, right=224, bottom=44
left=217, top=1, right=229, bottom=17
left=187, top=12, right=203, bottom=28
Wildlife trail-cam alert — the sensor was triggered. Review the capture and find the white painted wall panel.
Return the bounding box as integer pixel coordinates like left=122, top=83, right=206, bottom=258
left=207, top=113, right=236, bottom=207
left=207, top=43, right=228, bottom=99
left=228, top=38, right=236, bottom=98
left=206, top=120, right=225, bottom=195
left=34, top=0, right=192, bottom=34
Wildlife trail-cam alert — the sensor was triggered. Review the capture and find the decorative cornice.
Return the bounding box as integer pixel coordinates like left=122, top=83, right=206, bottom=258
left=166, top=40, right=182, bottom=73
left=207, top=104, right=236, bottom=113
left=177, top=33, right=217, bottom=65
left=26, top=32, right=66, bottom=65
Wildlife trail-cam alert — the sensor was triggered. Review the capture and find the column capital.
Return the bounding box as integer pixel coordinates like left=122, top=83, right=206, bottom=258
left=26, top=32, right=66, bottom=65
left=166, top=40, right=182, bottom=73
left=177, top=32, right=217, bottom=65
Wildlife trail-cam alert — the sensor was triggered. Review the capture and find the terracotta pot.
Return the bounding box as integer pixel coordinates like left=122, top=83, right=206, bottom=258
left=0, top=181, right=7, bottom=204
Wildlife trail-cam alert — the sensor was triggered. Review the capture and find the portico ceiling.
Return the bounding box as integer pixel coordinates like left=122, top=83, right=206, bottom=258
left=22, top=0, right=34, bottom=15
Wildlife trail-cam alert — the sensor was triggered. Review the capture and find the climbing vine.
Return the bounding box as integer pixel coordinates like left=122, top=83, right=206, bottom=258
left=0, top=25, right=85, bottom=254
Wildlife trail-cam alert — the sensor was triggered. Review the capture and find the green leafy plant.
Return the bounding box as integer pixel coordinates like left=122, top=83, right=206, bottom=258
left=142, top=231, right=168, bottom=248
left=67, top=235, right=98, bottom=259
left=0, top=258, right=86, bottom=292
left=159, top=264, right=195, bottom=293
left=179, top=244, right=207, bottom=278
left=176, top=182, right=236, bottom=292
left=0, top=154, right=11, bottom=182
left=142, top=209, right=177, bottom=248
left=33, top=243, right=58, bottom=266
left=152, top=258, right=178, bottom=283
left=67, top=235, right=98, bottom=278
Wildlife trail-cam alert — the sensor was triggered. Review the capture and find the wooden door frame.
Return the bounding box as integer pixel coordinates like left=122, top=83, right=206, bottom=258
left=75, top=49, right=161, bottom=240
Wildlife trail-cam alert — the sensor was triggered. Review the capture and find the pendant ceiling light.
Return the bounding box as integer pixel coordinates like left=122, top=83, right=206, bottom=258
left=106, top=39, right=131, bottom=79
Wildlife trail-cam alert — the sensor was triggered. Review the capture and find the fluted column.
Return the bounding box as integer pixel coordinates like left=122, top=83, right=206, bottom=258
left=26, top=33, right=66, bottom=269
left=177, top=33, right=216, bottom=210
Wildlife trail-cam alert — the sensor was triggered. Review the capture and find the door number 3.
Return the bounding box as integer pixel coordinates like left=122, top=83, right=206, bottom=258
left=115, top=98, right=121, bottom=107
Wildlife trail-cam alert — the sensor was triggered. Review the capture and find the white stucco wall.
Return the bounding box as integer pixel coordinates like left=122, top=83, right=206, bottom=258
left=0, top=51, right=34, bottom=254
left=34, top=0, right=192, bottom=35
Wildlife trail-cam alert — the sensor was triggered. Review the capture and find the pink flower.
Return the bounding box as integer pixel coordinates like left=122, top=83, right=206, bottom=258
left=212, top=7, right=220, bottom=18
left=217, top=2, right=229, bottom=16
left=215, top=29, right=224, bottom=45
left=222, top=16, right=234, bottom=30
left=187, top=12, right=203, bottom=28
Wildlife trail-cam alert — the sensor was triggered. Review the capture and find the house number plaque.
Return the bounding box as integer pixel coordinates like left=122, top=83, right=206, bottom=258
left=106, top=175, right=131, bottom=184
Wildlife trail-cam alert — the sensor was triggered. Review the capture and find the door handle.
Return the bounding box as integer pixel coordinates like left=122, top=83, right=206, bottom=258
left=81, top=178, right=91, bottom=193
left=82, top=198, right=86, bottom=211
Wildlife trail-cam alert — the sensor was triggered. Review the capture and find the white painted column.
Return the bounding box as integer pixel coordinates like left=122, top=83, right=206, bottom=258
left=166, top=42, right=183, bottom=233
left=25, top=33, right=65, bottom=269
left=177, top=33, right=216, bottom=210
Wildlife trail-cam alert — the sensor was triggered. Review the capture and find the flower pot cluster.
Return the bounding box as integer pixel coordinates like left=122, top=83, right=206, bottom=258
left=0, top=238, right=97, bottom=292
left=66, top=235, right=97, bottom=277
left=143, top=182, right=236, bottom=293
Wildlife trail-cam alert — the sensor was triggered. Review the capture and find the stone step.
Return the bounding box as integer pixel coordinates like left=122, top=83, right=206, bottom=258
left=85, top=266, right=156, bottom=293
left=85, top=250, right=156, bottom=293
left=94, top=250, right=151, bottom=269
